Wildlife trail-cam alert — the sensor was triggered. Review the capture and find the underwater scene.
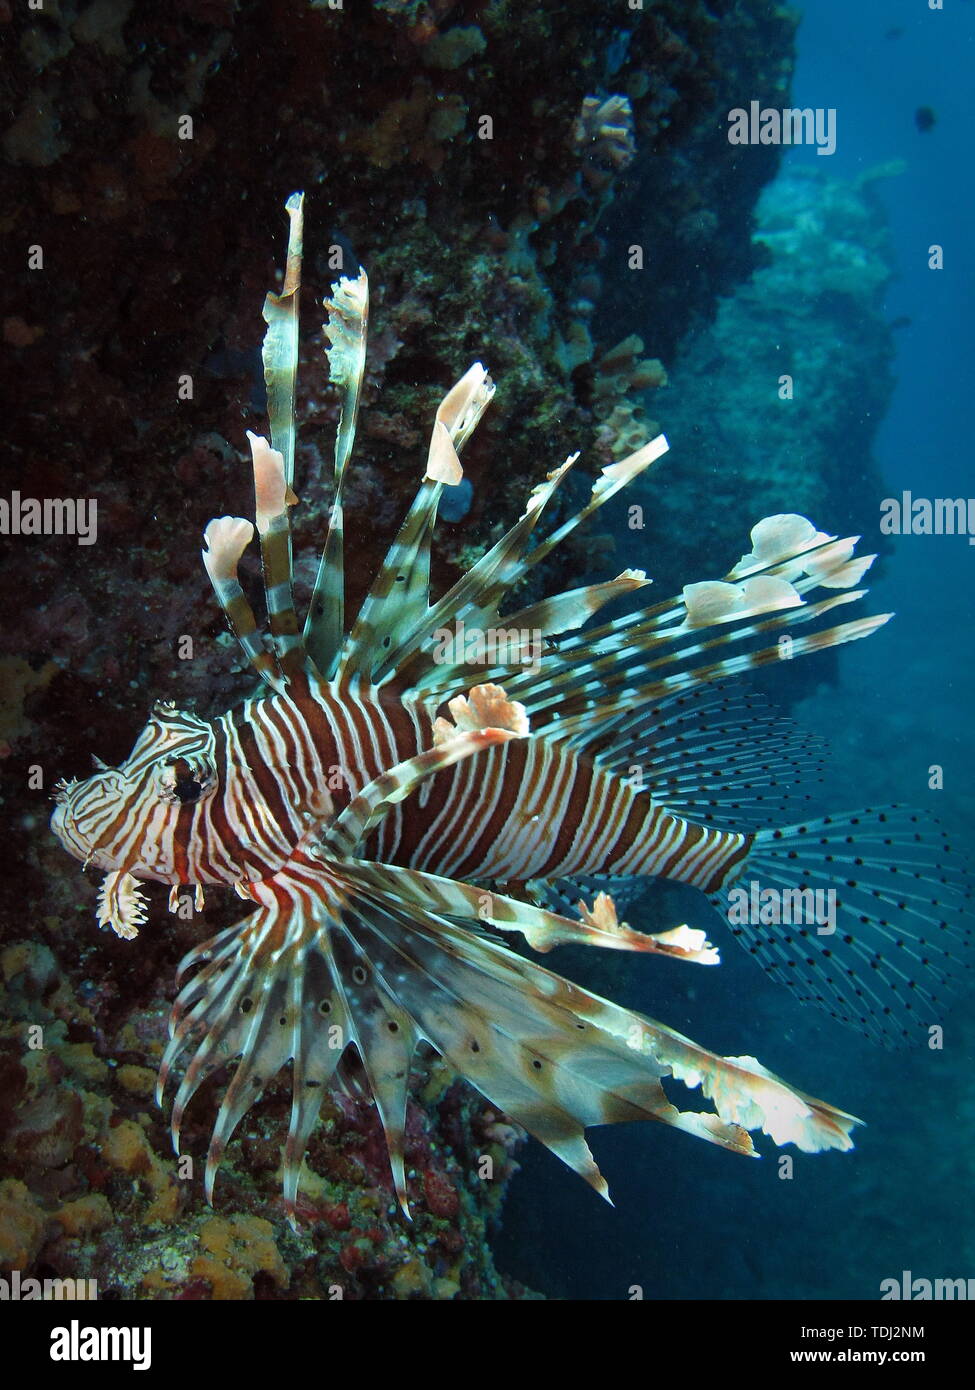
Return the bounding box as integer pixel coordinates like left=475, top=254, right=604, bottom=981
left=2, top=0, right=973, bottom=1334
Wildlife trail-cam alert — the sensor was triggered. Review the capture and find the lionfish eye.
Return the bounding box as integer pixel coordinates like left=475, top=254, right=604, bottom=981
left=165, top=758, right=206, bottom=805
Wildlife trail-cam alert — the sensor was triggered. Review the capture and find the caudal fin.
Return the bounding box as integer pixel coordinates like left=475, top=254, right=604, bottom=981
left=713, top=807, right=974, bottom=1045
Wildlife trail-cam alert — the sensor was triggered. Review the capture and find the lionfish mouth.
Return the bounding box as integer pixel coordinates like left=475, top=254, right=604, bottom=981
left=51, top=776, right=75, bottom=808
left=50, top=779, right=103, bottom=867
left=50, top=799, right=88, bottom=863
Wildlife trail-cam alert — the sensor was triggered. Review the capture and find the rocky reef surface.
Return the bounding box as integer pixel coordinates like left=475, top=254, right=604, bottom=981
left=0, top=0, right=828, bottom=1299
left=0, top=932, right=528, bottom=1297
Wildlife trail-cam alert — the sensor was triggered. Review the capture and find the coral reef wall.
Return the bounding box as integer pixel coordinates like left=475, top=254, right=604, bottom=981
left=1, top=1, right=800, bottom=1298
left=615, top=164, right=898, bottom=601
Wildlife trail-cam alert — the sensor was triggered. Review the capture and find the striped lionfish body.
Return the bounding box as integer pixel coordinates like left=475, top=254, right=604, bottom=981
left=52, top=195, right=971, bottom=1222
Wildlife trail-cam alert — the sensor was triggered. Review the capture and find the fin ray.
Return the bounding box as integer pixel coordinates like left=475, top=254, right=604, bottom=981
left=717, top=807, right=974, bottom=1045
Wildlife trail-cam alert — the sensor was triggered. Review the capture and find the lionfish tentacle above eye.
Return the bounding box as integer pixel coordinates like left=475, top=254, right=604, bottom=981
left=52, top=192, right=973, bottom=1224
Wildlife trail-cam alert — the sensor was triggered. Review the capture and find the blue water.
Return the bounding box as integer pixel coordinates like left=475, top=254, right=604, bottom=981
left=790, top=0, right=975, bottom=797
left=496, top=0, right=975, bottom=1300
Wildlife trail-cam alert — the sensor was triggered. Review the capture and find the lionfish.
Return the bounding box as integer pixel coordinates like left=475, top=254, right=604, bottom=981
left=52, top=194, right=970, bottom=1222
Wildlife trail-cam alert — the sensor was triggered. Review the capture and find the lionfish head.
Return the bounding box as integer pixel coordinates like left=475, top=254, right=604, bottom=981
left=51, top=703, right=217, bottom=879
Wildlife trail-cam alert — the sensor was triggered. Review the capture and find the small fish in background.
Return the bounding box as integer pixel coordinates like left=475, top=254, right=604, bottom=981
left=51, top=195, right=973, bottom=1223
left=915, top=106, right=937, bottom=133
left=885, top=27, right=904, bottom=41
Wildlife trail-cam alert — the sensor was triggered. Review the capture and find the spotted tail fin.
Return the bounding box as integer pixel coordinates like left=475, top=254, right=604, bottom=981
left=713, top=807, right=974, bottom=1046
